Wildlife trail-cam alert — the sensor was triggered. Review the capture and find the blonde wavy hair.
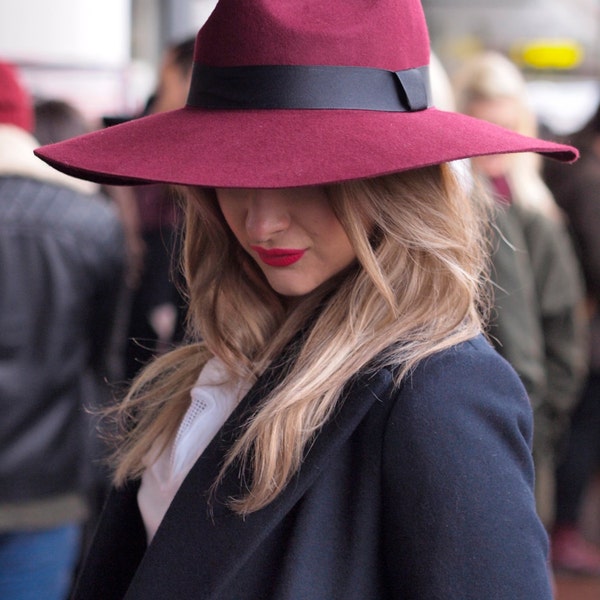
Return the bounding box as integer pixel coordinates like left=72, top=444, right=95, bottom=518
left=108, top=164, right=492, bottom=515
left=452, top=50, right=562, bottom=222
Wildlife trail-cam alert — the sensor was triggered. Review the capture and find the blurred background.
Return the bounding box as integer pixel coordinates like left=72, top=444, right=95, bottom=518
left=424, top=0, right=600, bottom=135
left=0, top=0, right=598, bottom=136
left=1, top=2, right=600, bottom=599
left=0, top=0, right=218, bottom=124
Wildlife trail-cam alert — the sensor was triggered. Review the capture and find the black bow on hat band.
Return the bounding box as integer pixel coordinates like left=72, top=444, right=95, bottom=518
left=186, top=64, right=431, bottom=112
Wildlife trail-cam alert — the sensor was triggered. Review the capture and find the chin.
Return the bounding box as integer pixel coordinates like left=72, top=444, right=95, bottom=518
left=268, top=279, right=318, bottom=298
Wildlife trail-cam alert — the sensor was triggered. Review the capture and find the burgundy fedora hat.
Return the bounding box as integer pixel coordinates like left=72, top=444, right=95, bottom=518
left=34, top=0, right=577, bottom=188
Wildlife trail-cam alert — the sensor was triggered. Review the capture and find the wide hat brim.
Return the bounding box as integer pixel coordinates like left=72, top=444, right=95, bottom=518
left=34, top=0, right=578, bottom=188
left=34, top=105, right=577, bottom=188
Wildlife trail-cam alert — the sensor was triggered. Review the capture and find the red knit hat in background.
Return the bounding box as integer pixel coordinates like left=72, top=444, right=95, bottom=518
left=0, top=61, right=34, bottom=132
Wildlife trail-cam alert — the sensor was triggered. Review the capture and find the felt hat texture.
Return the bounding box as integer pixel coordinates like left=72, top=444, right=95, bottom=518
left=0, top=62, right=34, bottom=133
left=34, top=0, right=577, bottom=188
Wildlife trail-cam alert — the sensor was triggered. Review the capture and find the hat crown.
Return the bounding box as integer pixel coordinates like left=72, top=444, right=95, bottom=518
left=194, top=0, right=430, bottom=71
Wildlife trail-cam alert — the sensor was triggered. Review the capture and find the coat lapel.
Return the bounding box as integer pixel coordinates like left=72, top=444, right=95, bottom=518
left=124, top=355, right=394, bottom=599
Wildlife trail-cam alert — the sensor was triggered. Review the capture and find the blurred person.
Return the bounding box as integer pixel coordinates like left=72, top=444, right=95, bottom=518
left=0, top=62, right=126, bottom=599
left=147, top=36, right=195, bottom=115
left=34, top=98, right=146, bottom=308
left=544, top=102, right=600, bottom=575
left=35, top=0, right=579, bottom=597
left=33, top=96, right=135, bottom=570
left=34, top=98, right=93, bottom=144
left=125, top=36, right=195, bottom=380
left=453, top=50, right=588, bottom=528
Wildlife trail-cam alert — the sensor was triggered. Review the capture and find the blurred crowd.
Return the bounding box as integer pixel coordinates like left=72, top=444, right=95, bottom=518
left=1, top=36, right=600, bottom=598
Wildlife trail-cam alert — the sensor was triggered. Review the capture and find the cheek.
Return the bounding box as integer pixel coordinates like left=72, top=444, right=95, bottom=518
left=217, top=200, right=244, bottom=241
left=338, top=236, right=357, bottom=268
left=323, top=223, right=356, bottom=269
left=306, top=206, right=356, bottom=267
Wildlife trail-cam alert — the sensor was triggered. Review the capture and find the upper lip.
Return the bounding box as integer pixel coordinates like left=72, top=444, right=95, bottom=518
left=250, top=246, right=305, bottom=256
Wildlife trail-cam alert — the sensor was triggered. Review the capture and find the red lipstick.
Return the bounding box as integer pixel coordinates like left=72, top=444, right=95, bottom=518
left=251, top=246, right=305, bottom=267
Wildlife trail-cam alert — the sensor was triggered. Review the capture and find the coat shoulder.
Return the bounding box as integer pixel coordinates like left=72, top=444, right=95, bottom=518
left=385, top=334, right=532, bottom=446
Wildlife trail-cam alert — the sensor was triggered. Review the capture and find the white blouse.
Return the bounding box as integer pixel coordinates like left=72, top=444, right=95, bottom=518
left=137, top=357, right=252, bottom=543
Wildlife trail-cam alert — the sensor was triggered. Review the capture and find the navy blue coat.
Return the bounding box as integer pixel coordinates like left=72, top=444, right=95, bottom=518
left=72, top=335, right=552, bottom=599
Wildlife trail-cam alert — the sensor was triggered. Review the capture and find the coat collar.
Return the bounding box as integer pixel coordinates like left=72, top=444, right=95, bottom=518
left=125, top=349, right=394, bottom=599
left=0, top=124, right=99, bottom=195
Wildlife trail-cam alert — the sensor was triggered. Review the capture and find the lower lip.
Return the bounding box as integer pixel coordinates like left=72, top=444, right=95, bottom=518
left=255, top=250, right=305, bottom=267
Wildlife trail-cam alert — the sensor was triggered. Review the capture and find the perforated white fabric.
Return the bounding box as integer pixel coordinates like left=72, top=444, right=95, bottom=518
left=138, top=357, right=252, bottom=542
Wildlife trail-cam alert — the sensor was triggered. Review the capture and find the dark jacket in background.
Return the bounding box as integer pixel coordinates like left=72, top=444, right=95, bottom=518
left=546, top=148, right=600, bottom=371
left=490, top=200, right=587, bottom=451
left=489, top=196, right=587, bottom=525
left=0, top=125, right=126, bottom=530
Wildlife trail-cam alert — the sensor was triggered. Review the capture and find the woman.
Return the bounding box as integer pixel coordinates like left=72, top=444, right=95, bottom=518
left=453, top=51, right=588, bottom=529
left=545, top=101, right=600, bottom=574
left=35, top=1, right=577, bottom=598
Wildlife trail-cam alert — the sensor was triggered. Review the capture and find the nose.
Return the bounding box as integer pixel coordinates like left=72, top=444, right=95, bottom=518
left=244, top=189, right=291, bottom=242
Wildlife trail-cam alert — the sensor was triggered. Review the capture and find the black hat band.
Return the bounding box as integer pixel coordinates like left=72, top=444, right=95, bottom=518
left=186, top=63, right=431, bottom=112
